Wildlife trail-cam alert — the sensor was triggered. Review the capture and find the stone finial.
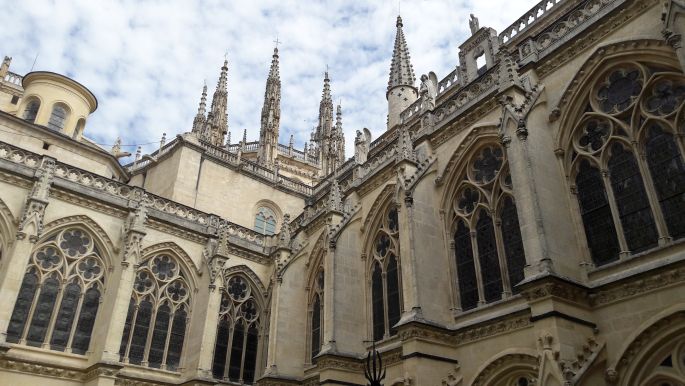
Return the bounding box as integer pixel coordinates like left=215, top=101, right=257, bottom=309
left=278, top=213, right=292, bottom=248
left=497, top=48, right=522, bottom=91
left=242, top=129, right=247, bottom=144
left=328, top=178, right=343, bottom=212
left=0, top=56, right=11, bottom=78
left=134, top=146, right=142, bottom=162
left=204, top=60, right=229, bottom=146
left=160, top=132, right=166, bottom=148
left=192, top=84, right=208, bottom=134
left=396, top=125, right=416, bottom=162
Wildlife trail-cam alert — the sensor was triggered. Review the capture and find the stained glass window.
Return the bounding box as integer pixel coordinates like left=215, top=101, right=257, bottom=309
left=451, top=143, right=526, bottom=311
left=371, top=262, right=385, bottom=341
left=369, top=205, right=402, bottom=341
left=454, top=220, right=478, bottom=310
left=6, top=228, right=106, bottom=354
left=476, top=212, right=503, bottom=303
left=311, top=295, right=321, bottom=359
left=576, top=160, right=620, bottom=265
left=212, top=274, right=262, bottom=382
left=646, top=125, right=685, bottom=239
left=500, top=197, right=526, bottom=293
left=119, top=254, right=191, bottom=370
left=608, top=143, right=659, bottom=253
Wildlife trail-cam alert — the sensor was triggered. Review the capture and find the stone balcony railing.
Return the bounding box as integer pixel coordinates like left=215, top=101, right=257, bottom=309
left=2, top=71, right=23, bottom=88
left=0, top=140, right=268, bottom=249
left=498, top=0, right=566, bottom=44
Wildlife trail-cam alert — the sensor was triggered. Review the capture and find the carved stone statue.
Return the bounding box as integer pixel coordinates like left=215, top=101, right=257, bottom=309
left=469, top=14, right=479, bottom=35
left=419, top=72, right=438, bottom=110
left=354, top=128, right=372, bottom=164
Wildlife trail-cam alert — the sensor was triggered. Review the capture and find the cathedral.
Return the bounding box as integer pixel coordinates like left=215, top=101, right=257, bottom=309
left=0, top=0, right=684, bottom=384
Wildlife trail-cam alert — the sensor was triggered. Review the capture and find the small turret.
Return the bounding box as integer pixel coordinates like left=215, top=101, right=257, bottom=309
left=203, top=60, right=228, bottom=147
left=258, top=47, right=282, bottom=166
left=191, top=83, right=207, bottom=134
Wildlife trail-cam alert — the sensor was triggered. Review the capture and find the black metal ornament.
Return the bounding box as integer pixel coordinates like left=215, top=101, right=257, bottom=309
left=364, top=341, right=386, bottom=386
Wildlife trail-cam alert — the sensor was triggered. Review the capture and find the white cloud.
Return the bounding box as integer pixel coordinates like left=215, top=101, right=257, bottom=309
left=1, top=0, right=537, bottom=160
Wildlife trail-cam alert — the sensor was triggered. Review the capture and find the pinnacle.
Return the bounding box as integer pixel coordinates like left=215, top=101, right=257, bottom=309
left=387, top=15, right=416, bottom=92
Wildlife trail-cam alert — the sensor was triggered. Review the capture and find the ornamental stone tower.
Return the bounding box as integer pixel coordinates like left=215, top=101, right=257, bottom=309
left=258, top=47, right=281, bottom=166
left=386, top=15, right=417, bottom=130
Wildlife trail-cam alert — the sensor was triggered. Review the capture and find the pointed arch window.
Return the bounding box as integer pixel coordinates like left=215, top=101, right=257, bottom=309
left=450, top=144, right=526, bottom=311
left=47, top=104, right=69, bottom=131
left=370, top=205, right=402, bottom=341
left=212, top=275, right=262, bottom=383
left=22, top=99, right=40, bottom=123
left=6, top=228, right=106, bottom=355
left=254, top=207, right=277, bottom=235
left=566, top=64, right=685, bottom=266
left=119, top=254, right=191, bottom=371
left=309, top=268, right=324, bottom=361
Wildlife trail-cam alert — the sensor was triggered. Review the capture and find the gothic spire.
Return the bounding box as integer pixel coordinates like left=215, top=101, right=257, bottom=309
left=191, top=83, right=207, bottom=134
left=258, top=47, right=282, bottom=166
left=205, top=60, right=228, bottom=147
left=315, top=71, right=334, bottom=142
left=387, top=15, right=416, bottom=92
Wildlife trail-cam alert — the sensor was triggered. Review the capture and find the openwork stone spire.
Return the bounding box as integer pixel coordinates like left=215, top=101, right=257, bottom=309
left=387, top=16, right=416, bottom=92
left=204, top=60, right=228, bottom=147
left=258, top=47, right=282, bottom=166
left=191, top=84, right=207, bottom=134
left=311, top=71, right=337, bottom=175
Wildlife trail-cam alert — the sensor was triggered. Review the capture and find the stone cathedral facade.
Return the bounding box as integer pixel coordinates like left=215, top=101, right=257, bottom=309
left=0, top=0, right=684, bottom=385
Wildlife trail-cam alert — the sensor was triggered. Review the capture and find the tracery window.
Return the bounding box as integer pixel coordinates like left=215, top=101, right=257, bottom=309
left=566, top=63, right=685, bottom=266
left=119, top=254, right=191, bottom=371
left=309, top=268, right=324, bottom=361
left=254, top=207, right=277, bottom=235
left=47, top=104, right=69, bottom=131
left=370, top=205, right=402, bottom=341
left=451, top=144, right=526, bottom=311
left=22, top=99, right=40, bottom=123
left=212, top=275, right=261, bottom=384
left=6, top=228, right=106, bottom=355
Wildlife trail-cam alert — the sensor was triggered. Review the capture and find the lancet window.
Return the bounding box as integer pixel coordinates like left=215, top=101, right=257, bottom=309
left=370, top=205, right=402, bottom=341
left=212, top=275, right=262, bottom=384
left=309, top=268, right=324, bottom=361
left=566, top=63, right=685, bottom=266
left=22, top=99, right=40, bottom=123
left=119, top=254, right=191, bottom=371
left=6, top=227, right=106, bottom=355
left=451, top=144, right=526, bottom=311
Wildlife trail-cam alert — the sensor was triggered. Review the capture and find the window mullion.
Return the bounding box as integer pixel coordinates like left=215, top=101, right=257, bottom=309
left=64, top=290, right=86, bottom=353
left=470, top=230, right=486, bottom=306
left=636, top=147, right=671, bottom=244
left=601, top=169, right=630, bottom=258
left=20, top=282, right=44, bottom=343
left=222, top=324, right=234, bottom=380
left=141, top=304, right=159, bottom=366
left=239, top=325, right=248, bottom=383
left=381, top=271, right=389, bottom=339
left=160, top=310, right=175, bottom=370
left=123, top=302, right=139, bottom=362
left=42, top=283, right=65, bottom=348
left=493, top=217, right=512, bottom=297
left=448, top=240, right=462, bottom=311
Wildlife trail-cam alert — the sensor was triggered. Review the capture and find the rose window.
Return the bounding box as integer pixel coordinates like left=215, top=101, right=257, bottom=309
left=472, top=146, right=504, bottom=184
left=227, top=276, right=249, bottom=301
left=151, top=255, right=176, bottom=281
left=59, top=229, right=91, bottom=258
left=596, top=68, right=642, bottom=113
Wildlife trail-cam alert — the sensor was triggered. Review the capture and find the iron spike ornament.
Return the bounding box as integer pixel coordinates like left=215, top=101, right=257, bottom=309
left=364, top=341, right=386, bottom=386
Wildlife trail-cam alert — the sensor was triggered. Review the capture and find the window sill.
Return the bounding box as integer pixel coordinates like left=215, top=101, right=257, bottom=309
left=587, top=237, right=685, bottom=286
left=452, top=294, right=529, bottom=328
left=3, top=343, right=89, bottom=367
left=118, top=362, right=183, bottom=381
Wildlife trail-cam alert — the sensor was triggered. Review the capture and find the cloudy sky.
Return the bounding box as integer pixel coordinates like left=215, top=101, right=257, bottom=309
left=1, top=0, right=536, bottom=160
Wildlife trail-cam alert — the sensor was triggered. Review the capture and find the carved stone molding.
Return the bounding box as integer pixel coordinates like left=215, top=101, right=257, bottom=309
left=519, top=275, right=590, bottom=306
left=589, top=265, right=685, bottom=307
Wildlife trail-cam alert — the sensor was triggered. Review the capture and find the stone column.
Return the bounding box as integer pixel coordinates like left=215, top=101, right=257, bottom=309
left=94, top=200, right=147, bottom=363
left=663, top=0, right=685, bottom=71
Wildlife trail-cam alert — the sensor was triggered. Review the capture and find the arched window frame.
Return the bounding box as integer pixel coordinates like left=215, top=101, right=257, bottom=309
left=22, top=97, right=41, bottom=123
left=211, top=273, right=265, bottom=383
left=254, top=207, right=278, bottom=235
left=366, top=202, right=403, bottom=342
left=6, top=227, right=107, bottom=355
left=562, top=60, right=685, bottom=267
left=307, top=266, right=324, bottom=362
left=47, top=103, right=70, bottom=132
left=118, top=253, right=192, bottom=371
left=448, top=143, right=527, bottom=312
